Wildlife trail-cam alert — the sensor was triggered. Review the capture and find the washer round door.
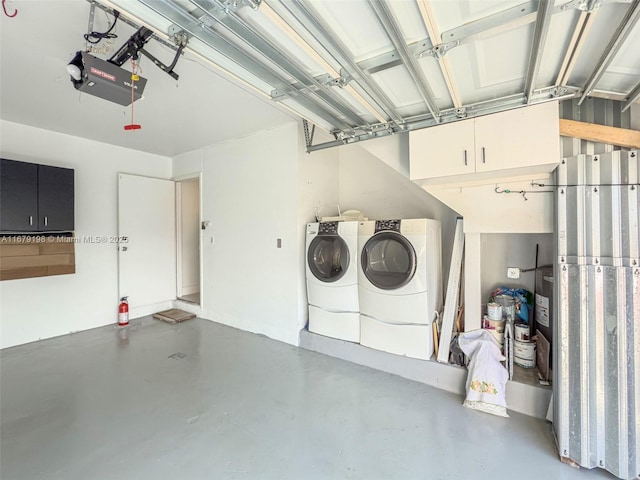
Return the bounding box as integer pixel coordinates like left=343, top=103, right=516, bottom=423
left=361, top=232, right=416, bottom=290
left=307, top=235, right=350, bottom=283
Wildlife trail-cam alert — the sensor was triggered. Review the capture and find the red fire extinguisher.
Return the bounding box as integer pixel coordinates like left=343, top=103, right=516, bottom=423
left=118, top=297, right=129, bottom=326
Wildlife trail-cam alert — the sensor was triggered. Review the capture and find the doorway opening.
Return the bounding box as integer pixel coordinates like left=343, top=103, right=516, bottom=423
left=176, top=177, right=201, bottom=305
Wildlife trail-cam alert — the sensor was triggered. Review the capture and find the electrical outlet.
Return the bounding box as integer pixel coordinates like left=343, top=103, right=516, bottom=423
left=507, top=267, right=520, bottom=279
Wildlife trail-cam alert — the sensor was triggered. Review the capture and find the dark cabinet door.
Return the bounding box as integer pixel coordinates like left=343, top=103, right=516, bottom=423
left=0, top=159, right=38, bottom=231
left=38, top=165, right=74, bottom=231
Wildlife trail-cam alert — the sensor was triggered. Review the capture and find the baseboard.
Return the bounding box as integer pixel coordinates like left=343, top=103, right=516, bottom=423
left=180, top=285, right=199, bottom=295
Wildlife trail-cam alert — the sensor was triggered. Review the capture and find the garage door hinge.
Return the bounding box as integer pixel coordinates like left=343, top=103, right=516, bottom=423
left=416, top=40, right=460, bottom=60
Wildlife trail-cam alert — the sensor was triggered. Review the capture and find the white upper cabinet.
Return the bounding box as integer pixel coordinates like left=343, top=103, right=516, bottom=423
left=409, top=102, right=560, bottom=186
left=409, top=118, right=475, bottom=179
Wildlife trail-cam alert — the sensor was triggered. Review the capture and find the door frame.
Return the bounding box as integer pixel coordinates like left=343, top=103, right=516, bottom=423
left=174, top=173, right=202, bottom=306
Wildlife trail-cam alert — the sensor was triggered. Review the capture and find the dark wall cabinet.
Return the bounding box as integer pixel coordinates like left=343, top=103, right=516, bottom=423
left=0, top=159, right=75, bottom=232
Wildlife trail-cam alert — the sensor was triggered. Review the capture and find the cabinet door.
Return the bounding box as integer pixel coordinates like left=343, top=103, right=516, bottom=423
left=0, top=159, right=38, bottom=232
left=38, top=165, right=74, bottom=231
left=474, top=102, right=560, bottom=173
left=409, top=119, right=475, bottom=180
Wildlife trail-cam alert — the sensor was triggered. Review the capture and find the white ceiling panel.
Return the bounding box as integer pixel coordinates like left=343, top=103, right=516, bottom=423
left=536, top=7, right=579, bottom=88
left=596, top=20, right=640, bottom=92
left=387, top=0, right=430, bottom=42
left=428, top=0, right=527, bottom=33
left=304, top=0, right=394, bottom=60
left=370, top=66, right=424, bottom=108
left=567, top=2, right=629, bottom=87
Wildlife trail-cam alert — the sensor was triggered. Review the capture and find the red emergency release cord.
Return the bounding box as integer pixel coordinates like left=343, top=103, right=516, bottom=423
left=2, top=0, right=18, bottom=17
left=124, top=59, right=141, bottom=131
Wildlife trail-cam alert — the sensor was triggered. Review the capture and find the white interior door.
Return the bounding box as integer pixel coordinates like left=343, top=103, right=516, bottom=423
left=118, top=173, right=176, bottom=310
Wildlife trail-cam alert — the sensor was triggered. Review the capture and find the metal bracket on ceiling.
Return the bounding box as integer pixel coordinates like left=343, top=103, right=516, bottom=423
left=87, top=1, right=183, bottom=53
left=532, top=85, right=581, bottom=99
left=270, top=72, right=352, bottom=100
left=302, top=119, right=316, bottom=150
left=455, top=107, right=468, bottom=118
left=325, top=70, right=352, bottom=88
left=168, top=25, right=189, bottom=47
left=219, top=0, right=261, bottom=13
left=560, top=0, right=603, bottom=11
left=416, top=40, right=460, bottom=60
left=550, top=85, right=580, bottom=97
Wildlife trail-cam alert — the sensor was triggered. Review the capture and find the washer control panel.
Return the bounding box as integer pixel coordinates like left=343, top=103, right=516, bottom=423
left=318, top=221, right=339, bottom=235
left=375, top=219, right=401, bottom=232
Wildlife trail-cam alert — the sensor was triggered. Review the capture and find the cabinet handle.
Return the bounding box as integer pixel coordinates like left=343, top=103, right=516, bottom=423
left=29, top=216, right=33, bottom=226
left=482, top=147, right=486, bottom=163
left=463, top=150, right=467, bottom=166
left=44, top=216, right=48, bottom=227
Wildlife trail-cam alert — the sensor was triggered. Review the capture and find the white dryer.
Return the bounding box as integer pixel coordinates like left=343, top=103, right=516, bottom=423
left=358, top=218, right=442, bottom=360
left=306, top=221, right=359, bottom=342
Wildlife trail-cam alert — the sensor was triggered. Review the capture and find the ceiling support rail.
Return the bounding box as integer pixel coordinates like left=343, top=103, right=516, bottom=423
left=305, top=88, right=580, bottom=152
left=137, top=0, right=353, bottom=131
left=368, top=0, right=441, bottom=122
left=578, top=0, right=640, bottom=105
left=190, top=0, right=369, bottom=128
left=622, top=80, right=640, bottom=112
left=524, top=0, right=554, bottom=103
left=555, top=10, right=598, bottom=87
left=416, top=0, right=462, bottom=108
left=278, top=0, right=405, bottom=126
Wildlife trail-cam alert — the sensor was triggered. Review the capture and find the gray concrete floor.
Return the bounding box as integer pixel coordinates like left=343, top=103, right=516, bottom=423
left=177, top=292, right=200, bottom=304
left=1, top=318, right=615, bottom=480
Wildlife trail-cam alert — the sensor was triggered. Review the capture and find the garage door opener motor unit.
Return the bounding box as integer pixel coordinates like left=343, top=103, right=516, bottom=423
left=66, top=24, right=186, bottom=106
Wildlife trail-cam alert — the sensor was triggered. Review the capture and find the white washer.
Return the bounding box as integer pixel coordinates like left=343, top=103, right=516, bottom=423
left=358, top=218, right=442, bottom=360
left=306, top=221, right=359, bottom=342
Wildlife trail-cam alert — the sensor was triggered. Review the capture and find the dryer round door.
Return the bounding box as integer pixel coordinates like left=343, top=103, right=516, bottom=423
left=307, top=235, right=350, bottom=283
left=361, top=232, right=416, bottom=290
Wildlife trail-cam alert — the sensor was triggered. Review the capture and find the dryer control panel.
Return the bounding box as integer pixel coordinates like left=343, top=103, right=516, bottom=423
left=374, top=219, right=401, bottom=232
left=318, top=221, right=339, bottom=235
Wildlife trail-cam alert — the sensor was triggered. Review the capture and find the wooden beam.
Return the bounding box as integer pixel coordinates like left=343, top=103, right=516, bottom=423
left=559, top=118, right=640, bottom=149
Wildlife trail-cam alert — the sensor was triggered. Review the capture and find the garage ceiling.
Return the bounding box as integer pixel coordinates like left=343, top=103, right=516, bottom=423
left=2, top=0, right=639, bottom=155
left=108, top=0, right=640, bottom=148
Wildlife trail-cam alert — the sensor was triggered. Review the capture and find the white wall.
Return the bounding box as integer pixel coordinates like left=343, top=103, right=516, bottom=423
left=179, top=179, right=200, bottom=296
left=480, top=233, right=553, bottom=302
left=173, top=123, right=304, bottom=346
left=427, top=175, right=555, bottom=234
left=338, top=141, right=459, bottom=286
left=0, top=120, right=171, bottom=349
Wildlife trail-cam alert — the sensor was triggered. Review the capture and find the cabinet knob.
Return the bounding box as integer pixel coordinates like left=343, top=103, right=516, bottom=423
left=482, top=147, right=486, bottom=163
left=463, top=150, right=467, bottom=166
left=29, top=216, right=33, bottom=226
